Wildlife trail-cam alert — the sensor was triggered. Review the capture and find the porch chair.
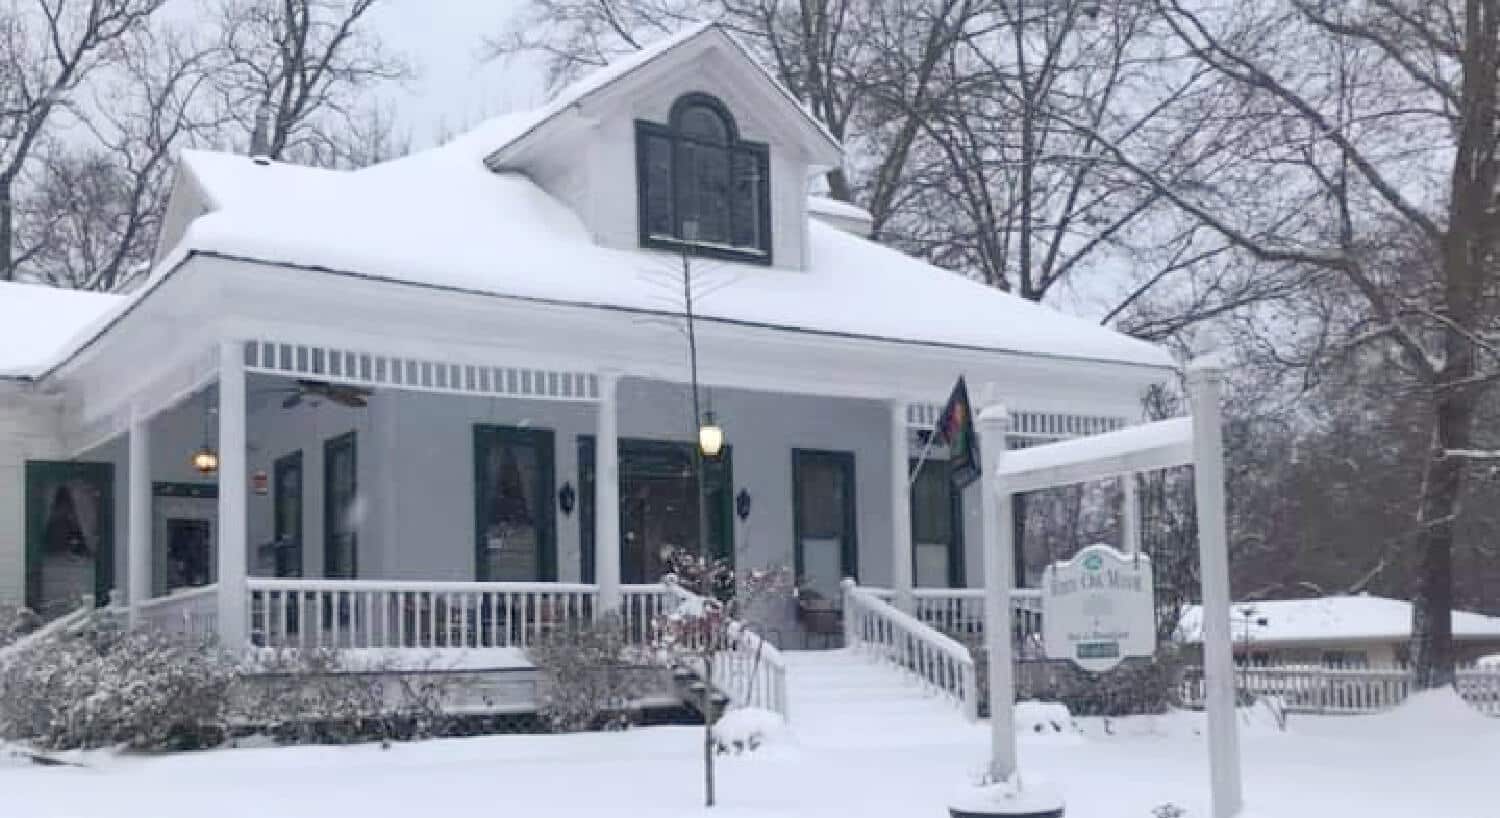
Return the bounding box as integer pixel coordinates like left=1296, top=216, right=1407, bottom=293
left=795, top=587, right=843, bottom=649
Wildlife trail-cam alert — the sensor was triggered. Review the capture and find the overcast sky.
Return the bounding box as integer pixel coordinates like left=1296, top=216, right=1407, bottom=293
left=368, top=3, right=546, bottom=146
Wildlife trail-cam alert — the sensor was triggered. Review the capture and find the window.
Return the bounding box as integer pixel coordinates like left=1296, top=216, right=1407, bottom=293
left=323, top=432, right=358, bottom=578
left=636, top=93, right=772, bottom=262
left=910, top=459, right=964, bottom=588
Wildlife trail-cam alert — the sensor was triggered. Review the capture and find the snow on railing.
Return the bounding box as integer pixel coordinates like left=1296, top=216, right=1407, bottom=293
left=246, top=579, right=598, bottom=650
left=863, top=586, right=1044, bottom=656
left=1178, top=664, right=1500, bottom=717
left=661, top=577, right=790, bottom=721
left=136, top=584, right=218, bottom=640
left=843, top=580, right=979, bottom=721
left=0, top=596, right=96, bottom=666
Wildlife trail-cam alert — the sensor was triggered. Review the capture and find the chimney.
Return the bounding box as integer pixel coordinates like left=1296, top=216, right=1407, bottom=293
left=250, top=105, right=272, bottom=165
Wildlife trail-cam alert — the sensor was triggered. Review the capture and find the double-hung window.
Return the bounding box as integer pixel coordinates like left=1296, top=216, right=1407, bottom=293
left=637, top=93, right=772, bottom=263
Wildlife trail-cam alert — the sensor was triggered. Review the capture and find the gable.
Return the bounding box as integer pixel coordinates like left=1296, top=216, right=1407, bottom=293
left=484, top=25, right=841, bottom=173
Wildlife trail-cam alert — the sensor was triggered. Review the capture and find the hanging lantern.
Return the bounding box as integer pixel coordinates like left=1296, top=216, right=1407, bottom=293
left=698, top=412, right=724, bottom=458
left=191, top=446, right=220, bottom=476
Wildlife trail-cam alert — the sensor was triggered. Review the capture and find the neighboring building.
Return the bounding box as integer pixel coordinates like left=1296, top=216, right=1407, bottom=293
left=0, top=24, right=1169, bottom=661
left=1178, top=595, right=1500, bottom=668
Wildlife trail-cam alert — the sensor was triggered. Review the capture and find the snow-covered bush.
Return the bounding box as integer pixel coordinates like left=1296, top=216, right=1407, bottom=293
left=0, top=611, right=235, bottom=751
left=235, top=649, right=459, bottom=744
left=962, top=634, right=1181, bottom=717
left=527, top=614, right=653, bottom=732
left=0, top=606, right=41, bottom=650
left=712, top=707, right=786, bottom=755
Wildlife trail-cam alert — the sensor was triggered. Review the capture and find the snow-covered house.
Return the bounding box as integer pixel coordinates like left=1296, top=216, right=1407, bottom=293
left=1178, top=595, right=1500, bottom=667
left=0, top=24, right=1169, bottom=665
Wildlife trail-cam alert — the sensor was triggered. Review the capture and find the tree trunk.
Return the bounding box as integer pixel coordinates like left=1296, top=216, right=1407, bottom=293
left=0, top=179, right=13, bottom=282
left=703, top=652, right=716, bottom=807
left=824, top=168, right=853, bottom=204
left=1410, top=391, right=1473, bottom=689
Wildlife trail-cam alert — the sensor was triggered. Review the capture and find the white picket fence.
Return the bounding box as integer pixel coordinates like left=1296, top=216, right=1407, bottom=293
left=1179, top=664, right=1500, bottom=717
left=843, top=580, right=979, bottom=721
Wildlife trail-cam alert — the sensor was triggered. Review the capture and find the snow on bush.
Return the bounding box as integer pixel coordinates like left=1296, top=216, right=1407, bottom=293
left=713, top=707, right=786, bottom=755
left=1014, top=700, right=1079, bottom=737
left=526, top=614, right=654, bottom=733
left=0, top=611, right=235, bottom=751
left=0, top=606, right=41, bottom=651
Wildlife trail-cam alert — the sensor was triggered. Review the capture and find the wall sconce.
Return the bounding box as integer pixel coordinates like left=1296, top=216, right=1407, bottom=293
left=558, top=482, right=576, bottom=516
left=735, top=488, right=752, bottom=521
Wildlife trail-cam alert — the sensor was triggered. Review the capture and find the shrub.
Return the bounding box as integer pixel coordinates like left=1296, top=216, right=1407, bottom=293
left=0, top=611, right=235, bottom=751
left=0, top=606, right=42, bottom=651
left=961, top=633, right=1182, bottom=717
left=234, top=649, right=459, bottom=745
left=526, top=614, right=654, bottom=732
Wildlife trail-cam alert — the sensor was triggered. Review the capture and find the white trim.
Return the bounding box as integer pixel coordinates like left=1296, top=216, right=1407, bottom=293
left=243, top=339, right=601, bottom=403
left=906, top=402, right=1128, bottom=443
left=993, top=417, right=1194, bottom=493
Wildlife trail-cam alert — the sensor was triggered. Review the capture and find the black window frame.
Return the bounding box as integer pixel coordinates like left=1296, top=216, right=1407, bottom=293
left=635, top=92, right=773, bottom=265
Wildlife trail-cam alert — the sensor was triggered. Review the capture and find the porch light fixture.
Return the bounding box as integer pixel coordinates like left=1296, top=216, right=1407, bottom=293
left=698, top=412, right=724, bottom=458
left=735, top=489, right=751, bottom=521
left=558, top=482, right=576, bottom=516
left=191, top=446, right=220, bottom=476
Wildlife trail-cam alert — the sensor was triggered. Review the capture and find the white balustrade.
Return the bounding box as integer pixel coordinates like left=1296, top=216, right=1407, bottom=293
left=136, top=585, right=220, bottom=641
left=246, top=579, right=598, bottom=650
left=843, top=580, right=979, bottom=721
left=1178, top=664, right=1500, bottom=717
left=659, top=578, right=790, bottom=720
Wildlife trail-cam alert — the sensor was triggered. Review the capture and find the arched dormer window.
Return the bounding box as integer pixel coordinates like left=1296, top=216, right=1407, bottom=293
left=636, top=93, right=772, bottom=263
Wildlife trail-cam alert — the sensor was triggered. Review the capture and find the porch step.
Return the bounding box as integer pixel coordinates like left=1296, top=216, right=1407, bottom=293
left=781, top=648, right=979, bottom=747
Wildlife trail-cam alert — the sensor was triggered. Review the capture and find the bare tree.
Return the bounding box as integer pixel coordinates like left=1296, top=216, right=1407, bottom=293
left=28, top=26, right=221, bottom=290
left=0, top=0, right=168, bottom=282
left=210, top=0, right=409, bottom=166
left=1053, top=0, right=1500, bottom=687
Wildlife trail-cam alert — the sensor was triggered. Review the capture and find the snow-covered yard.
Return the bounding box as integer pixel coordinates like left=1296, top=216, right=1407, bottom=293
left=2, top=692, right=1493, bottom=818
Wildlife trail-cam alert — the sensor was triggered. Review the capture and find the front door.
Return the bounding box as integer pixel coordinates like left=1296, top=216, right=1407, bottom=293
left=25, top=461, right=114, bottom=614
left=618, top=440, right=733, bottom=584
left=273, top=452, right=304, bottom=577
left=793, top=449, right=857, bottom=600
left=474, top=425, right=556, bottom=581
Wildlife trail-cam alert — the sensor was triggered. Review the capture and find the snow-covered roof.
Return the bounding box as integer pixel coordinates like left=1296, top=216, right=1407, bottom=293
left=0, top=282, right=126, bottom=379
left=165, top=134, right=1170, bottom=369
left=481, top=23, right=842, bottom=170
left=1178, top=595, right=1500, bottom=646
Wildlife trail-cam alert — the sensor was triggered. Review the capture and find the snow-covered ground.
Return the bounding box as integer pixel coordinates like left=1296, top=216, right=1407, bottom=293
left=2, top=691, right=1494, bottom=818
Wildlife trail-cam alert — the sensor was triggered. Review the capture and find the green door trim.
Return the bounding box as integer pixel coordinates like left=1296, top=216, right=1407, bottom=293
left=274, top=450, right=304, bottom=578
left=577, top=435, right=735, bottom=580
left=909, top=457, right=965, bottom=588
left=24, top=460, right=115, bottom=610
left=474, top=425, right=557, bottom=582
left=791, top=448, right=857, bottom=586
left=323, top=432, right=358, bottom=578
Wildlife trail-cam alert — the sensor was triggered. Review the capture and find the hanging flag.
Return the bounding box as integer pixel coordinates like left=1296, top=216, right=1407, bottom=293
left=936, top=376, right=981, bottom=489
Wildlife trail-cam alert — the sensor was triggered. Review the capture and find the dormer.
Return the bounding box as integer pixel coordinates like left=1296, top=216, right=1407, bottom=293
left=482, top=24, right=843, bottom=270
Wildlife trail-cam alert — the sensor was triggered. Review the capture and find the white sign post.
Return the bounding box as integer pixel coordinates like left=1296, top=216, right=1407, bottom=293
left=958, top=356, right=1243, bottom=818
left=1041, top=544, right=1154, bottom=673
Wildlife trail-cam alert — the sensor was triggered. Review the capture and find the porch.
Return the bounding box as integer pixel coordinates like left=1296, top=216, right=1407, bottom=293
left=41, top=329, right=1127, bottom=658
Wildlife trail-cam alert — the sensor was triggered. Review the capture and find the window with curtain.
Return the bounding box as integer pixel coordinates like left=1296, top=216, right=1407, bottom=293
left=636, top=93, right=772, bottom=262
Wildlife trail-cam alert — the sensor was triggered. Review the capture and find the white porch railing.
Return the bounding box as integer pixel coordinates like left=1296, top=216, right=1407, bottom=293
left=136, top=585, right=219, bottom=640
left=865, top=586, right=1045, bottom=656
left=662, top=579, right=790, bottom=720
left=1178, top=664, right=1500, bottom=717
left=621, top=583, right=673, bottom=645
left=246, top=579, right=598, bottom=650
left=843, top=580, right=979, bottom=721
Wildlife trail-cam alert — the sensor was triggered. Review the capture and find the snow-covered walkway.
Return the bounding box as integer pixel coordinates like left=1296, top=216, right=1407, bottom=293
left=2, top=688, right=1495, bottom=817
left=783, top=648, right=979, bottom=747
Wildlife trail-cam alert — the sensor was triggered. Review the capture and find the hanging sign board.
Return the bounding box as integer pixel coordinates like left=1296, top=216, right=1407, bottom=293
left=1042, top=544, right=1155, bottom=672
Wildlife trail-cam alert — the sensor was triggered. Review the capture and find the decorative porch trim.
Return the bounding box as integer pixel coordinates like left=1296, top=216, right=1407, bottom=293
left=905, top=403, right=1126, bottom=445
left=242, top=340, right=601, bottom=402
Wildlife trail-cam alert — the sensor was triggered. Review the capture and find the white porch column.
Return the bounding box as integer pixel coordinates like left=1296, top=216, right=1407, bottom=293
left=1188, top=357, right=1243, bottom=818
left=127, top=415, right=152, bottom=626
left=594, top=372, right=622, bottom=611
left=888, top=399, right=913, bottom=609
left=216, top=341, right=248, bottom=651
left=1121, top=474, right=1141, bottom=555
left=978, top=401, right=1019, bottom=783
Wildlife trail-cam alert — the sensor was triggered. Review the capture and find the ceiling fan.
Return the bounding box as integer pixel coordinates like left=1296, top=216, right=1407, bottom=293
left=262, top=379, right=373, bottom=409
